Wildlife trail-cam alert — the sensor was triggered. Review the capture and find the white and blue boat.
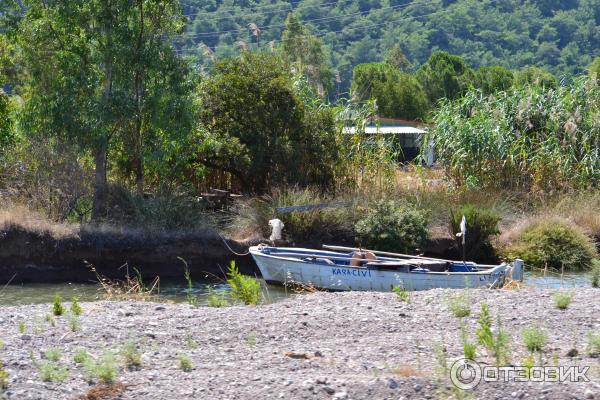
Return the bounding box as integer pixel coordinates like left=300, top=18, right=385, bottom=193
left=249, top=244, right=523, bottom=292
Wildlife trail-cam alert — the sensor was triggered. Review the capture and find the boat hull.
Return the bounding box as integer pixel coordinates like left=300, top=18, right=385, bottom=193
left=250, top=247, right=516, bottom=292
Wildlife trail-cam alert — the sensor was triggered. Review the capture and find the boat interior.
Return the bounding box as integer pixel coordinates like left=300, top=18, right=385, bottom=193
left=256, top=246, right=486, bottom=273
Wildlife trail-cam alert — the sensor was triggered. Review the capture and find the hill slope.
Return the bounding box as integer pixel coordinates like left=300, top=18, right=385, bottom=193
left=179, top=0, right=600, bottom=91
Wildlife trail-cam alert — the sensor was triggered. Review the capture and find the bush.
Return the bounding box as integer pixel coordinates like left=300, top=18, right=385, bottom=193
left=52, top=294, right=64, bottom=316
left=591, top=259, right=600, bottom=288
left=505, top=219, right=598, bottom=271
left=553, top=291, right=573, bottom=310
left=451, top=205, right=500, bottom=262
left=355, top=200, right=428, bottom=253
left=447, top=291, right=471, bottom=318
left=227, top=261, right=262, bottom=305
left=522, top=325, right=548, bottom=352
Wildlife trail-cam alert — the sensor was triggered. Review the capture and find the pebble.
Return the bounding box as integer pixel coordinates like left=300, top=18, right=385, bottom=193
left=585, top=389, right=594, bottom=399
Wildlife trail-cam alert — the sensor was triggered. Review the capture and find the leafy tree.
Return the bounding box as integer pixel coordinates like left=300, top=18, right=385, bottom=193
left=280, top=12, right=332, bottom=96
left=472, top=66, right=514, bottom=94
left=416, top=51, right=472, bottom=105
left=513, top=65, right=557, bottom=89
left=351, top=62, right=429, bottom=120
left=13, top=0, right=191, bottom=219
left=196, top=52, right=339, bottom=193
left=384, top=44, right=413, bottom=72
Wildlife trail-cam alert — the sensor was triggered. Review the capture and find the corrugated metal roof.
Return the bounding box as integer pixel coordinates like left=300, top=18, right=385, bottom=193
left=343, top=126, right=426, bottom=135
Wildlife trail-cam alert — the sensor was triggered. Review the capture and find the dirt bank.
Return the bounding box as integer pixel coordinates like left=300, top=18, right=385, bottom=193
left=0, top=222, right=262, bottom=284
left=0, top=289, right=598, bottom=399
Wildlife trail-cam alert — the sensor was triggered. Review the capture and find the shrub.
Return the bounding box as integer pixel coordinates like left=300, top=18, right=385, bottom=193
left=392, top=286, right=410, bottom=302
left=450, top=205, right=500, bottom=262
left=588, top=332, right=600, bottom=355
left=43, top=348, right=62, bottom=362
left=355, top=200, right=428, bottom=253
left=207, top=287, right=229, bottom=308
left=74, top=348, right=90, bottom=364
left=475, top=303, right=510, bottom=365
left=553, top=291, right=573, bottom=310
left=522, top=325, right=548, bottom=352
left=53, top=294, right=64, bottom=316
left=591, top=259, right=600, bottom=288
left=227, top=261, right=262, bottom=305
left=0, top=366, right=8, bottom=389
left=83, top=353, right=118, bottom=383
left=179, top=355, right=193, bottom=372
left=39, top=362, right=69, bottom=382
left=70, top=296, right=82, bottom=316
left=121, top=341, right=142, bottom=368
left=447, top=291, right=471, bottom=318
left=505, top=219, right=598, bottom=271
left=18, top=320, right=25, bottom=334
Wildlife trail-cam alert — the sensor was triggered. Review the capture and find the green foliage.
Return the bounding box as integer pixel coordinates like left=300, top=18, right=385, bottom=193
left=207, top=287, right=229, bottom=308
left=44, top=314, right=55, bottom=327
left=588, top=332, right=600, bottom=355
left=351, top=62, right=429, bottom=119
left=522, top=325, right=548, bottom=352
left=14, top=0, right=193, bottom=219
left=179, top=355, right=193, bottom=372
left=182, top=0, right=596, bottom=93
left=17, top=320, right=25, bottom=334
left=450, top=205, right=500, bottom=262
left=460, top=323, right=477, bottom=361
left=196, top=51, right=340, bottom=193
left=39, top=362, right=69, bottom=383
left=0, top=366, right=7, bottom=389
left=355, top=200, right=428, bottom=253
left=514, top=66, right=557, bottom=89
left=83, top=353, right=118, bottom=384
left=428, top=78, right=600, bottom=192
left=591, top=259, right=600, bottom=288
left=476, top=303, right=494, bottom=350
left=392, top=286, right=410, bottom=302
left=522, top=354, right=535, bottom=378
left=553, top=291, right=574, bottom=310
left=281, top=13, right=332, bottom=96
left=416, top=51, right=472, bottom=105
left=227, top=261, right=262, bottom=306
left=70, top=296, right=82, bottom=316
left=121, top=341, right=142, bottom=368
left=447, top=291, right=471, bottom=318
left=73, top=348, right=90, bottom=364
left=53, top=294, right=64, bottom=316
left=182, top=259, right=198, bottom=307
left=506, top=220, right=598, bottom=271
left=43, top=348, right=62, bottom=362
left=68, top=314, right=81, bottom=332
left=472, top=66, right=514, bottom=95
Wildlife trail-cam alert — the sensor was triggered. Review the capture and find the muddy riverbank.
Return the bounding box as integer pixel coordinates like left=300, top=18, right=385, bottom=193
left=0, top=223, right=262, bottom=283
left=0, top=289, right=598, bottom=399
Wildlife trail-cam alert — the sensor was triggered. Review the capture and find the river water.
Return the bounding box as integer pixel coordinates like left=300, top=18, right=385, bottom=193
left=0, top=271, right=592, bottom=306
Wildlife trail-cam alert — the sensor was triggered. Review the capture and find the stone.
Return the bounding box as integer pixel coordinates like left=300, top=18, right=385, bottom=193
left=387, top=378, right=399, bottom=389
left=414, top=384, right=422, bottom=392
left=584, top=389, right=594, bottom=399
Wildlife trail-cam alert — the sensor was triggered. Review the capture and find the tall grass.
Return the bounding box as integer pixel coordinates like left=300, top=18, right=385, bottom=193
left=427, top=77, right=599, bottom=192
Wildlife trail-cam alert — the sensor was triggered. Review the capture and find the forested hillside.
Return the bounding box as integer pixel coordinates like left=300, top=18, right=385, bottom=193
left=179, top=0, right=600, bottom=93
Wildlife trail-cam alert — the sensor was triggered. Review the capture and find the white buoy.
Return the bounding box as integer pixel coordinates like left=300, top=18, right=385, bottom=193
left=268, top=218, right=284, bottom=241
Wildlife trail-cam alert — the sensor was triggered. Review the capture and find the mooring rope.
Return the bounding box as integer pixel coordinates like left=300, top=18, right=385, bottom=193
left=217, top=232, right=251, bottom=256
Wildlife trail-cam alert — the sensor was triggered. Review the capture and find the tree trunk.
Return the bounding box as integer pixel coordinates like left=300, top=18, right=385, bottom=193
left=92, top=0, right=113, bottom=222
left=91, top=139, right=108, bottom=220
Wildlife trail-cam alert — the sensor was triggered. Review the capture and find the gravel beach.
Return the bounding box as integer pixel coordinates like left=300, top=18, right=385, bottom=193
left=0, top=288, right=599, bottom=400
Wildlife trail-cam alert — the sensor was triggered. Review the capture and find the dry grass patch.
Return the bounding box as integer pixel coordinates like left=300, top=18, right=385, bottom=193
left=0, top=205, right=77, bottom=239
left=78, top=382, right=125, bottom=400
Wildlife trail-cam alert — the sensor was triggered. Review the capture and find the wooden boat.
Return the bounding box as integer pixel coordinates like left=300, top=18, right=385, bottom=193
left=249, top=244, right=524, bottom=291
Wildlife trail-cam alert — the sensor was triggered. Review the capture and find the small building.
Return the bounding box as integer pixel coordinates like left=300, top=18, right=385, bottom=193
left=343, top=117, right=433, bottom=164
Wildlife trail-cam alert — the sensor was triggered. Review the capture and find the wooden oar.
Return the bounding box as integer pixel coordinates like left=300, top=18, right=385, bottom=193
left=322, top=245, right=451, bottom=263
left=266, top=252, right=409, bottom=265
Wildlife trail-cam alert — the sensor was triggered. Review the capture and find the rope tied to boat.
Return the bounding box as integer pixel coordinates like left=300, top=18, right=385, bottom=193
left=217, top=232, right=251, bottom=256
